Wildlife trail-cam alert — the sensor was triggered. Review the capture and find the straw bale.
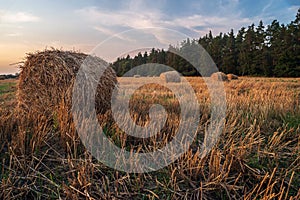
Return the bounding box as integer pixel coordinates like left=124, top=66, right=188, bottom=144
left=227, top=73, right=238, bottom=80
left=16, top=49, right=117, bottom=153
left=211, top=72, right=228, bottom=81
left=160, top=71, right=181, bottom=83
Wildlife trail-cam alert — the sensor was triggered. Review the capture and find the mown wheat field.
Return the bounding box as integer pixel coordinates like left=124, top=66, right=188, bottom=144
left=0, top=76, right=299, bottom=199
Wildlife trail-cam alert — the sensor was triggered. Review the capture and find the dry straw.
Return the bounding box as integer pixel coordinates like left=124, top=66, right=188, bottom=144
left=160, top=71, right=181, bottom=83
left=15, top=49, right=117, bottom=154
left=211, top=72, right=228, bottom=81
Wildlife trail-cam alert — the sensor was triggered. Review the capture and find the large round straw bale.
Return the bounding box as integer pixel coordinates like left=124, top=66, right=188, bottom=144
left=211, top=72, right=228, bottom=81
left=16, top=49, right=117, bottom=154
left=160, top=71, right=181, bottom=83
left=227, top=73, right=238, bottom=80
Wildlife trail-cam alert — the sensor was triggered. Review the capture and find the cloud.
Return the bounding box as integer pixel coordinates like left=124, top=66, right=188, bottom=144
left=76, top=6, right=163, bottom=29
left=288, top=5, right=300, bottom=12
left=93, top=25, right=137, bottom=42
left=6, top=33, right=22, bottom=37
left=75, top=6, right=173, bottom=45
left=76, top=4, right=256, bottom=40
left=0, top=10, right=40, bottom=23
left=262, top=0, right=274, bottom=13
left=170, top=14, right=254, bottom=35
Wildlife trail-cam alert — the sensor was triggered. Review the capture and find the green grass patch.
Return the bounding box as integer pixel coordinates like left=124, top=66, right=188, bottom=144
left=282, top=113, right=300, bottom=129
left=0, top=81, right=16, bottom=95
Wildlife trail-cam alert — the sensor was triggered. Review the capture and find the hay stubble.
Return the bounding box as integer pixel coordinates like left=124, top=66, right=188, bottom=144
left=0, top=72, right=299, bottom=199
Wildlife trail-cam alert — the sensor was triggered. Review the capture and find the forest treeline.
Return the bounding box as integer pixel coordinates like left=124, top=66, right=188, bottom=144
left=0, top=73, right=19, bottom=80
left=112, top=9, right=300, bottom=77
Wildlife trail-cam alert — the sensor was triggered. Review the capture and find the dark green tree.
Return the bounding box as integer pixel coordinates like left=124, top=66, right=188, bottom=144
left=222, top=29, right=238, bottom=74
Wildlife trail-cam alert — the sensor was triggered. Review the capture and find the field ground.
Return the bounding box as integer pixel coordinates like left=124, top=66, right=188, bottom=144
left=0, top=77, right=299, bottom=199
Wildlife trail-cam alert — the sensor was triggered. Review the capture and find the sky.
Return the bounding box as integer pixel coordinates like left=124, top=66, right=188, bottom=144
left=0, top=0, right=299, bottom=74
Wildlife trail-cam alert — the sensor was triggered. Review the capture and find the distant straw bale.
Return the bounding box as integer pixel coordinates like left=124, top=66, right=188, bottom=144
left=15, top=49, right=117, bottom=154
left=227, top=73, right=238, bottom=80
left=211, top=72, right=228, bottom=81
left=160, top=71, right=181, bottom=83
left=134, top=75, right=141, bottom=78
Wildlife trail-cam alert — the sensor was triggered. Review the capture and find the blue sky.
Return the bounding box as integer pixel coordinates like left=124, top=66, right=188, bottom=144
left=0, top=0, right=299, bottom=74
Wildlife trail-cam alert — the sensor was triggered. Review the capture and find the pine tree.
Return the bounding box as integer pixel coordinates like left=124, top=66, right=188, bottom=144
left=222, top=29, right=237, bottom=74
left=236, top=27, right=246, bottom=75
left=253, top=21, right=263, bottom=75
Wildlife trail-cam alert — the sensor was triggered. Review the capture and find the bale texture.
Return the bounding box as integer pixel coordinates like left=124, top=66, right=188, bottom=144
left=227, top=73, right=238, bottom=80
left=211, top=72, right=228, bottom=81
left=160, top=71, right=181, bottom=83
left=134, top=75, right=141, bottom=78
left=16, top=49, right=117, bottom=154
